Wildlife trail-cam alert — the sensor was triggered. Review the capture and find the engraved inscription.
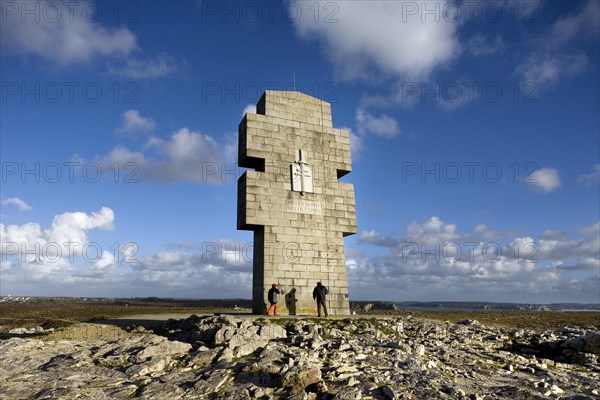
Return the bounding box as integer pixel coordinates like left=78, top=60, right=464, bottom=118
left=285, top=199, right=322, bottom=215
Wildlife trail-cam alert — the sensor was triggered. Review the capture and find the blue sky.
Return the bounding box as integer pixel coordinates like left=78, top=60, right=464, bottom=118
left=1, top=0, right=599, bottom=303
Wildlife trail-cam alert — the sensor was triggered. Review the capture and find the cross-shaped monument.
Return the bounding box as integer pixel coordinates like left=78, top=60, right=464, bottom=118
left=237, top=90, right=357, bottom=315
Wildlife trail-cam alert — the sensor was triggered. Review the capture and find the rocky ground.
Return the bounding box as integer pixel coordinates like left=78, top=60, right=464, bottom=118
left=0, top=315, right=599, bottom=399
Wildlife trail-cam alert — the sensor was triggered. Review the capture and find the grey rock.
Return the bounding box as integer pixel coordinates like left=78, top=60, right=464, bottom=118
left=282, top=367, right=322, bottom=395
left=0, top=318, right=598, bottom=400
left=8, top=327, right=34, bottom=334
left=334, top=387, right=363, bottom=399
left=563, top=332, right=600, bottom=355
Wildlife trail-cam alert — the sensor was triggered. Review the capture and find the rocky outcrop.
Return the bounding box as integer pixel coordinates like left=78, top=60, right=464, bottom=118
left=502, top=328, right=600, bottom=365
left=1, top=316, right=599, bottom=399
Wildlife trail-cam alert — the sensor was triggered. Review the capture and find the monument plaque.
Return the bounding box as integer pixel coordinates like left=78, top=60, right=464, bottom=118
left=285, top=199, right=322, bottom=215
left=237, top=90, right=357, bottom=315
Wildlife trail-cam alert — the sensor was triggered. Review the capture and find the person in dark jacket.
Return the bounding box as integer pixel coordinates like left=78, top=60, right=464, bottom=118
left=267, top=283, right=280, bottom=316
left=312, top=282, right=329, bottom=317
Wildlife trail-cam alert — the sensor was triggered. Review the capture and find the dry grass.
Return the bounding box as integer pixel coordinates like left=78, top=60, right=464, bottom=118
left=0, top=298, right=243, bottom=331
left=359, top=309, right=600, bottom=330
left=0, top=298, right=598, bottom=332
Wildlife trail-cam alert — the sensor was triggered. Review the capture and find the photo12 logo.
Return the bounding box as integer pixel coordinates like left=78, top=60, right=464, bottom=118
left=1, top=162, right=139, bottom=184
left=199, top=1, right=339, bottom=24
left=200, top=81, right=339, bottom=104
left=199, top=241, right=340, bottom=264
left=400, top=161, right=540, bottom=184
left=1, top=1, right=140, bottom=24
left=1, top=241, right=139, bottom=264
left=397, top=81, right=540, bottom=105
left=400, top=241, right=538, bottom=263
left=1, top=81, right=140, bottom=104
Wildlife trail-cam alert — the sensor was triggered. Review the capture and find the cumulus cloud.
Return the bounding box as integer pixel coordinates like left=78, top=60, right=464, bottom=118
left=291, top=0, right=460, bottom=81
left=556, top=257, right=600, bottom=272
left=350, top=108, right=399, bottom=159
left=115, top=110, right=156, bottom=136
left=467, top=34, right=506, bottom=57
left=405, top=216, right=459, bottom=244
left=540, top=230, right=568, bottom=241
left=516, top=0, right=599, bottom=85
left=347, top=217, right=600, bottom=302
left=471, top=224, right=501, bottom=240
left=517, top=53, right=589, bottom=86
left=3, top=213, right=598, bottom=301
left=358, top=230, right=399, bottom=248
left=577, top=221, right=600, bottom=236
left=107, top=53, right=180, bottom=79
left=242, top=104, right=257, bottom=116
left=0, top=0, right=136, bottom=66
left=1, top=207, right=114, bottom=263
left=526, top=167, right=562, bottom=193
left=98, top=127, right=229, bottom=183
left=547, top=0, right=600, bottom=46
left=1, top=0, right=179, bottom=78
left=1, top=231, right=253, bottom=298
left=1, top=197, right=32, bottom=211
left=348, top=130, right=364, bottom=161
left=355, top=108, right=400, bottom=138
left=578, top=164, right=600, bottom=186
left=129, top=245, right=252, bottom=295
left=337, top=125, right=364, bottom=161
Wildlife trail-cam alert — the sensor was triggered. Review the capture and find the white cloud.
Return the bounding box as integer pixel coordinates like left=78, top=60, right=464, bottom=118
left=346, top=217, right=600, bottom=303
left=436, top=85, right=479, bottom=112
left=471, top=224, right=500, bottom=240
left=115, top=110, right=156, bottom=136
left=99, top=128, right=228, bottom=183
left=0, top=0, right=136, bottom=66
left=540, top=230, right=567, bottom=240
left=291, top=0, right=460, bottom=81
left=243, top=104, right=257, bottom=116
left=138, top=251, right=188, bottom=271
left=107, top=53, right=179, bottom=79
left=129, top=245, right=252, bottom=294
left=360, top=230, right=380, bottom=241
left=517, top=53, right=588, bottom=86
left=556, top=257, right=600, bottom=271
left=578, top=164, right=600, bottom=185
left=1, top=1, right=179, bottom=79
left=1, top=207, right=114, bottom=263
left=223, top=133, right=238, bottom=164
left=467, top=34, right=505, bottom=57
left=548, top=0, right=600, bottom=46
left=525, top=221, right=599, bottom=261
left=516, top=1, right=599, bottom=85
left=349, top=131, right=364, bottom=161
left=405, top=216, right=459, bottom=244
left=335, top=126, right=364, bottom=161
left=1, top=235, right=253, bottom=298
left=1, top=197, right=32, bottom=211
left=2, top=213, right=598, bottom=301
left=526, top=167, right=562, bottom=193
left=577, top=221, right=600, bottom=237
left=359, top=230, right=399, bottom=248
left=356, top=108, right=400, bottom=138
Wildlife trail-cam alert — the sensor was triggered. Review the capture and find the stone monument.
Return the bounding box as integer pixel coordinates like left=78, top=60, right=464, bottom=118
left=237, top=90, right=357, bottom=315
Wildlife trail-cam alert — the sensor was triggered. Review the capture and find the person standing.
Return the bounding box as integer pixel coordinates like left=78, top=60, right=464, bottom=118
left=267, top=283, right=280, bottom=316
left=313, top=282, right=329, bottom=317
